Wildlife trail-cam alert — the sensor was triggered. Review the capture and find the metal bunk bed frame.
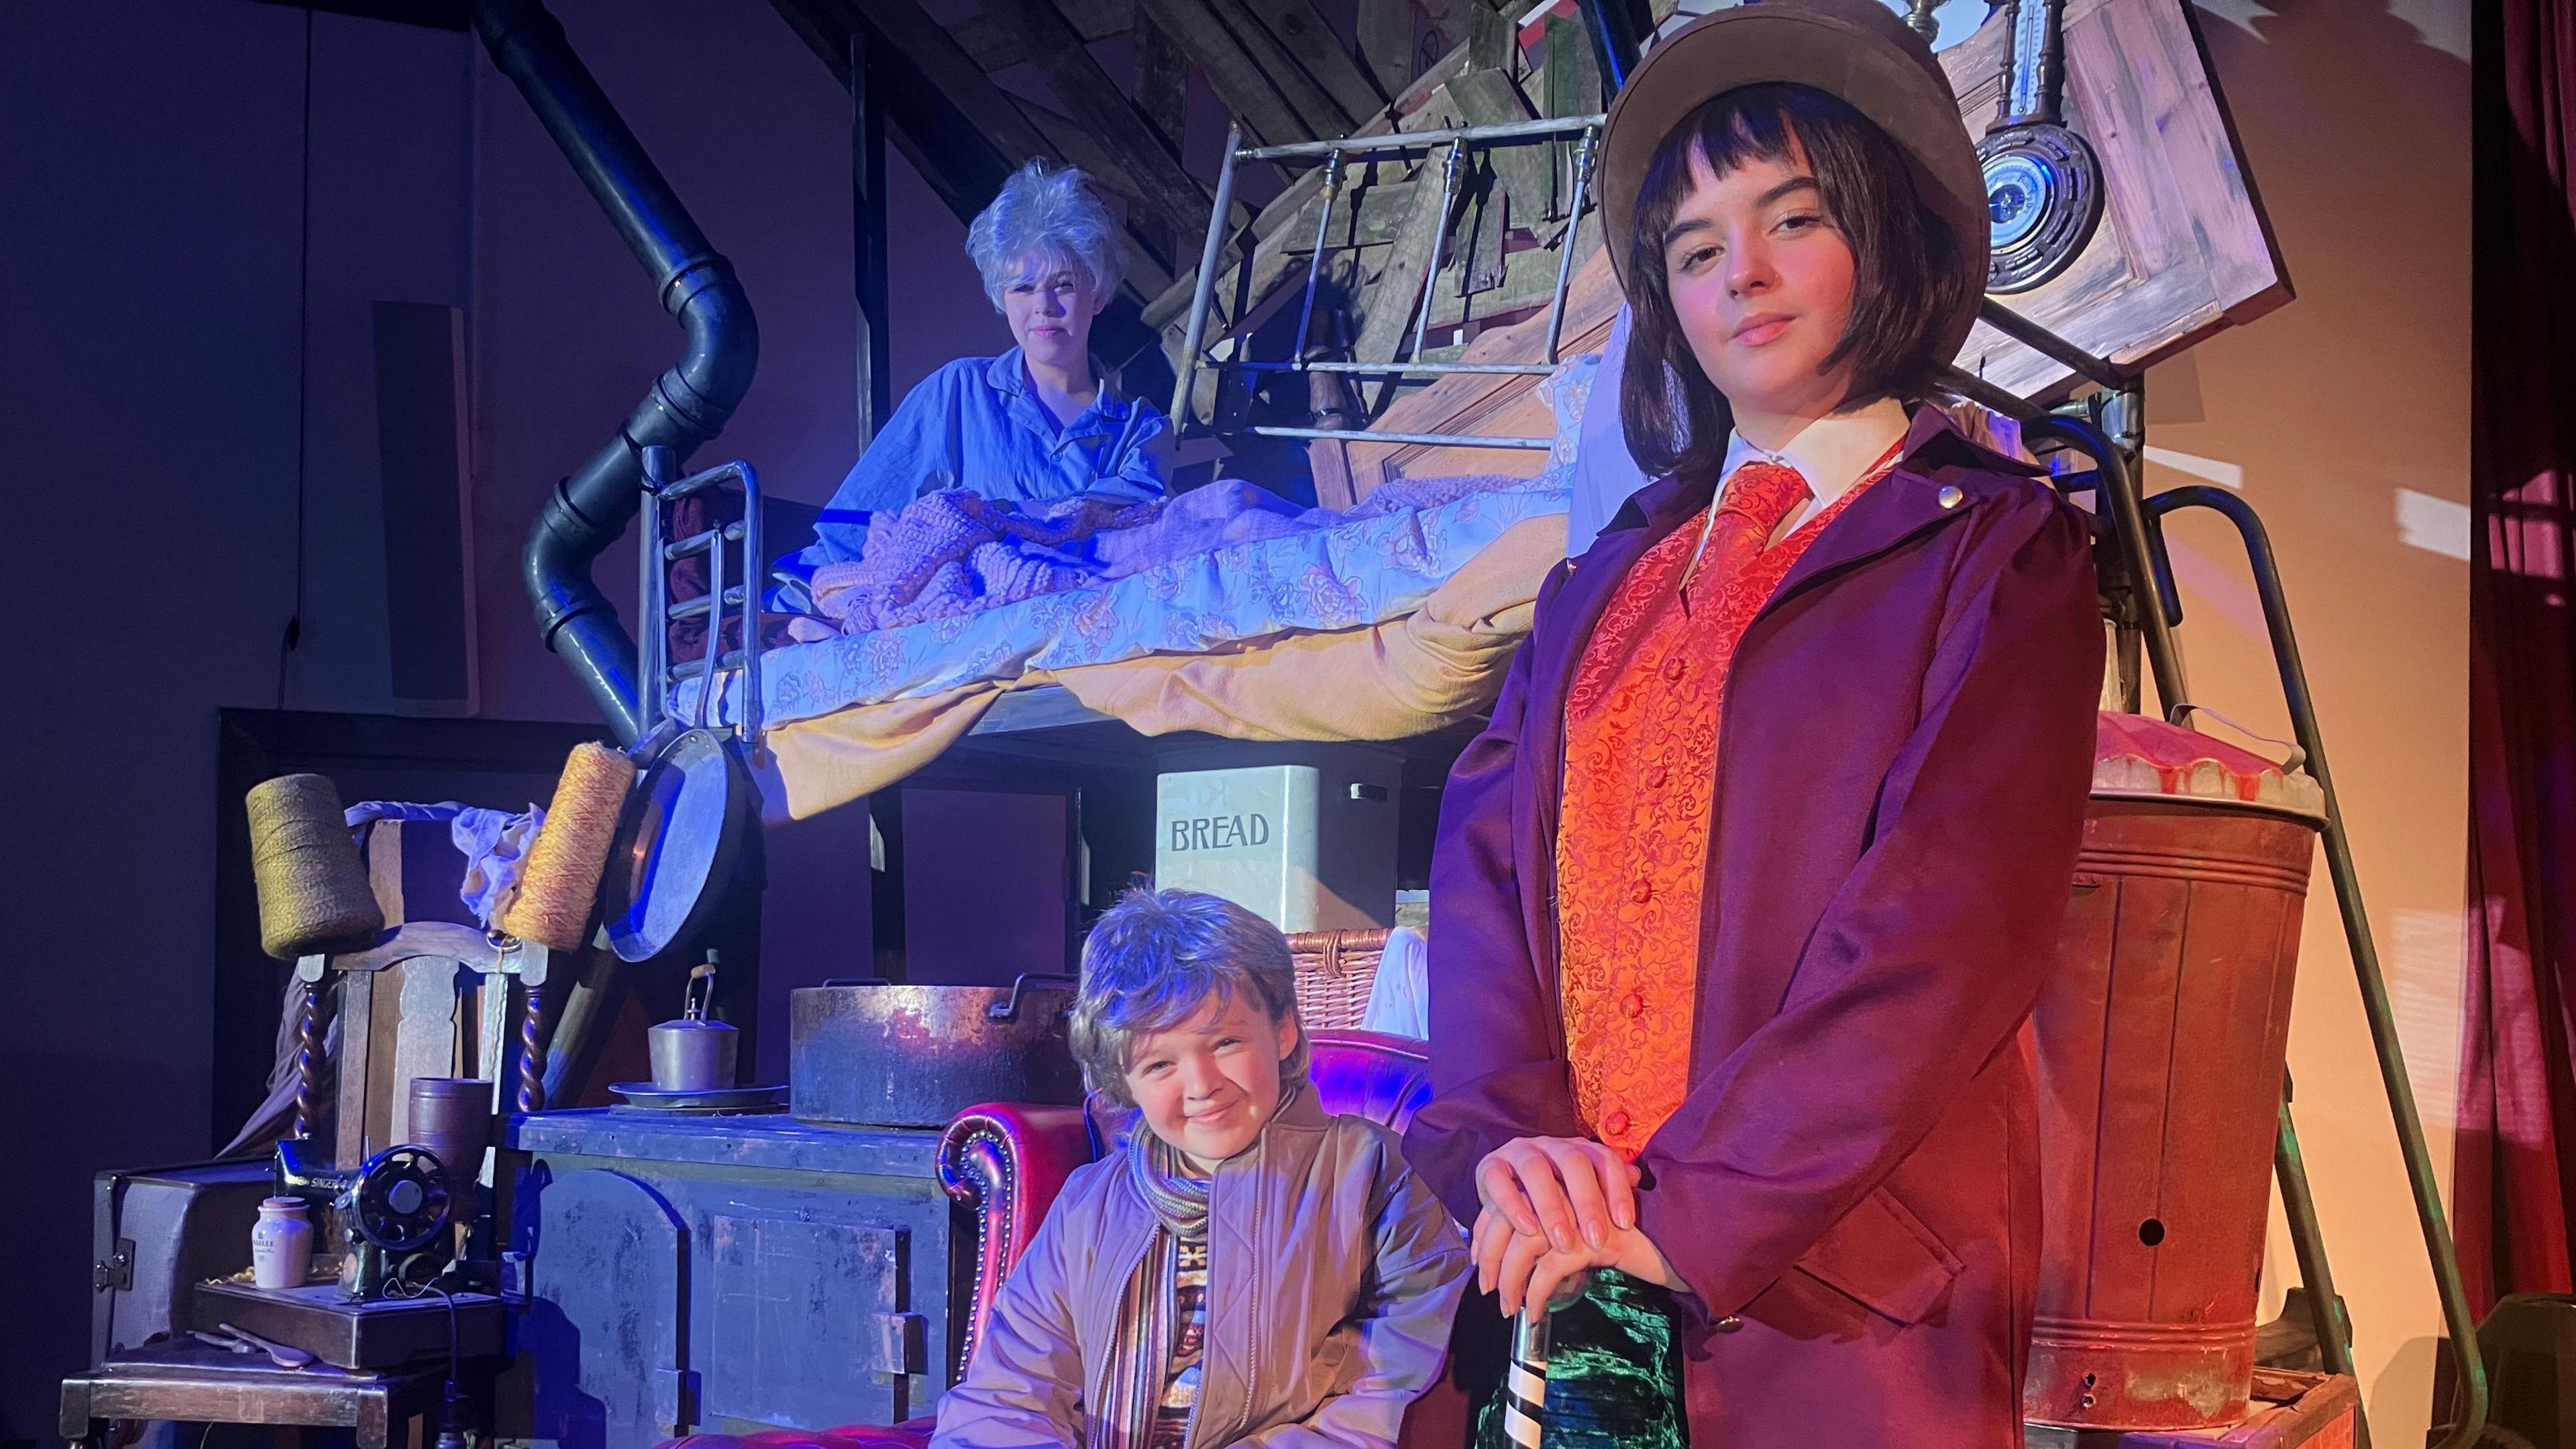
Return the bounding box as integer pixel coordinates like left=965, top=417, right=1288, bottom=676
left=1168, top=113, right=1607, bottom=453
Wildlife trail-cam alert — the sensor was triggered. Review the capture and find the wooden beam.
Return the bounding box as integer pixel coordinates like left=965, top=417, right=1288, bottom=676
left=980, top=0, right=1213, bottom=244
left=772, top=0, right=1177, bottom=305
left=1356, top=0, right=1417, bottom=103
left=845, top=0, right=1058, bottom=168
left=1136, top=0, right=1324, bottom=146
left=1232, top=0, right=1391, bottom=119
left=949, top=0, right=1134, bottom=73
left=1446, top=68, right=1548, bottom=225
left=769, top=0, right=1014, bottom=221
left=1207, top=0, right=1361, bottom=136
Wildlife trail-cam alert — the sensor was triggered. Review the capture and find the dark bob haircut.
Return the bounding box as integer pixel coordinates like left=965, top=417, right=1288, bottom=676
left=1620, top=82, right=1972, bottom=481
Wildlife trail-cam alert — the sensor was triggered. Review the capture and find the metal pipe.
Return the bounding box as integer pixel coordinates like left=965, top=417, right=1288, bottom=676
left=1291, top=152, right=1344, bottom=368
left=1978, top=298, right=2125, bottom=391
left=1248, top=425, right=1552, bottom=449
left=2025, top=412, right=2188, bottom=714
left=1543, top=129, right=1599, bottom=364
left=1171, top=124, right=1244, bottom=427
left=1936, top=364, right=2049, bottom=424
left=474, top=0, right=759, bottom=743
left=2146, top=484, right=2489, bottom=1449
left=639, top=445, right=672, bottom=739
left=2273, top=1096, right=2359, bottom=1381
left=1410, top=143, right=1466, bottom=365
left=1574, top=0, right=1646, bottom=93
left=1238, top=113, right=1604, bottom=162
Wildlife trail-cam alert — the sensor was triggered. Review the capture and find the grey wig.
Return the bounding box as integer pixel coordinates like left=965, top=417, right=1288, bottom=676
left=965, top=160, right=1128, bottom=311
left=1069, top=888, right=1310, bottom=1108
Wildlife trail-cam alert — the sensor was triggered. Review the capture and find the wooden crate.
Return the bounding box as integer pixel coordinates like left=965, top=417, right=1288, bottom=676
left=1943, top=0, right=2288, bottom=398
left=2023, top=1371, right=2359, bottom=1449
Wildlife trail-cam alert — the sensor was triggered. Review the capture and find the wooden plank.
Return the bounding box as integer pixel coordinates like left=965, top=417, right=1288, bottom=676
left=1939, top=0, right=2288, bottom=397
left=1234, top=0, right=1391, bottom=120
left=847, top=0, right=1056, bottom=167
left=1138, top=4, right=1542, bottom=337
left=1356, top=0, right=1417, bottom=103
left=980, top=0, right=1213, bottom=244
left=1136, top=0, right=1320, bottom=146
left=1466, top=1, right=1511, bottom=71
left=950, top=0, right=1136, bottom=74
left=1446, top=68, right=1548, bottom=227
left=1542, top=13, right=1599, bottom=219
left=1136, top=11, right=1188, bottom=154
left=1207, top=0, right=1359, bottom=138
left=1350, top=136, right=1460, bottom=368
left=769, top=0, right=1012, bottom=224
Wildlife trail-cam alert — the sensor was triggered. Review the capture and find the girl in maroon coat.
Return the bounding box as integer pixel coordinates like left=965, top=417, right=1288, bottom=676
left=1401, top=3, right=2102, bottom=1445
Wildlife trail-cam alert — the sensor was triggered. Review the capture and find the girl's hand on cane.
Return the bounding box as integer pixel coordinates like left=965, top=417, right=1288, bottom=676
left=1478, top=1210, right=1684, bottom=1318
left=1474, top=1136, right=1639, bottom=1258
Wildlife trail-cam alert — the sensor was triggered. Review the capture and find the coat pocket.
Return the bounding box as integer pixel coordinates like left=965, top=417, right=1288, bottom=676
left=1787, top=1184, right=1964, bottom=1326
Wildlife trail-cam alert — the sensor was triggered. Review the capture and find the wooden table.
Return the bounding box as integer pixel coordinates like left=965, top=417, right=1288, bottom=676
left=59, top=1341, right=464, bottom=1448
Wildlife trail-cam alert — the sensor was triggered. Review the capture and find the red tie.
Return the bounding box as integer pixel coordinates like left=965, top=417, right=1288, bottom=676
left=1682, top=460, right=1812, bottom=605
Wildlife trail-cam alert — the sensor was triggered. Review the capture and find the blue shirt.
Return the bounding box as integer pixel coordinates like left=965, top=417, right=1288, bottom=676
left=802, top=347, right=1171, bottom=568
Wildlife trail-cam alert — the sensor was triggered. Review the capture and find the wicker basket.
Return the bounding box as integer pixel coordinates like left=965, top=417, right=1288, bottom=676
left=1288, top=928, right=1391, bottom=1031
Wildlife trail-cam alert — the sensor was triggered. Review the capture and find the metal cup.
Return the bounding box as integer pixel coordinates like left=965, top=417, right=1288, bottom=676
left=648, top=1018, right=738, bottom=1091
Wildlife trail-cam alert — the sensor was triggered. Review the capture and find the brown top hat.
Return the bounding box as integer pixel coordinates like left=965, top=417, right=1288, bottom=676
left=1599, top=0, right=1988, bottom=360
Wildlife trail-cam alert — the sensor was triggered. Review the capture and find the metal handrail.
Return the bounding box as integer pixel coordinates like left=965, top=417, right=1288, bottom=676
left=2145, top=483, right=2489, bottom=1449
left=1967, top=295, right=2487, bottom=1446
left=1169, top=113, right=1606, bottom=455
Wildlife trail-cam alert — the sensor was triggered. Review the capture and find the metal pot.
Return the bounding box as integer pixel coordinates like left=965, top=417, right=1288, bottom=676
left=789, top=975, right=1085, bottom=1128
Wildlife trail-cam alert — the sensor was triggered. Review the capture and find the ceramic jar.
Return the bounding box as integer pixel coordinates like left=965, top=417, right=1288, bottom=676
left=250, top=1195, right=313, bottom=1290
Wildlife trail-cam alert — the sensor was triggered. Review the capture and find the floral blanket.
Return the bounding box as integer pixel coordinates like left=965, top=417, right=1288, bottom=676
left=677, top=470, right=1569, bottom=728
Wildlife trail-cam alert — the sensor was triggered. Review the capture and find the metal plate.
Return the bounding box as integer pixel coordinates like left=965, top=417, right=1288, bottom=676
left=608, top=1083, right=789, bottom=1112
left=599, top=728, right=751, bottom=963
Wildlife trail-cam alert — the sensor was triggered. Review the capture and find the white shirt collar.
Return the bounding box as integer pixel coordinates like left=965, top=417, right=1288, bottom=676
left=1718, top=396, right=1912, bottom=533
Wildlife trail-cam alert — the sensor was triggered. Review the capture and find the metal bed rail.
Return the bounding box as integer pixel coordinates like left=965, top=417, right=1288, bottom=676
left=1169, top=113, right=1606, bottom=455
left=639, top=444, right=763, bottom=757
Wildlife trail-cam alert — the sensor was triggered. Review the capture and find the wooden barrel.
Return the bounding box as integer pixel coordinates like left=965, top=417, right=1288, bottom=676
left=2024, top=714, right=2326, bottom=1431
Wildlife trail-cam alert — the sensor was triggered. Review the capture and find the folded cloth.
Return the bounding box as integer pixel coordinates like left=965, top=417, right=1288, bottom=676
left=341, top=800, right=545, bottom=929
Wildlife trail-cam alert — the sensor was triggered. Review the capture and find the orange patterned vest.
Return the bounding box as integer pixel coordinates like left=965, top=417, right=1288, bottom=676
left=1555, top=453, right=1892, bottom=1160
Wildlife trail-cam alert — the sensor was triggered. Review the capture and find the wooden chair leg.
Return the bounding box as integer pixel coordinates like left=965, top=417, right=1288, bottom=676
left=294, top=977, right=330, bottom=1140
left=517, top=985, right=547, bottom=1114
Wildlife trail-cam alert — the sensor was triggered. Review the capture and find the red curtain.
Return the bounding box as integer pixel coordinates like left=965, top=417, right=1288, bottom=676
left=2460, top=0, right=2576, bottom=1312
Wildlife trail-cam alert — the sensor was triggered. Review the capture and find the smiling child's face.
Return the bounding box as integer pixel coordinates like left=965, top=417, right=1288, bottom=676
left=1120, top=991, right=1300, bottom=1171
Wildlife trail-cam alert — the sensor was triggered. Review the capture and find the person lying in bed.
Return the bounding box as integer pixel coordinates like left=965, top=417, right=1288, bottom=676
left=933, top=888, right=1468, bottom=1449
left=800, top=160, right=1169, bottom=575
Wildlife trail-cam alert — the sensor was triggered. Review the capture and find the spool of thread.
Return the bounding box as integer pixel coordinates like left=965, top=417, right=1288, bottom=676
left=247, top=773, right=382, bottom=960
left=500, top=742, right=636, bottom=951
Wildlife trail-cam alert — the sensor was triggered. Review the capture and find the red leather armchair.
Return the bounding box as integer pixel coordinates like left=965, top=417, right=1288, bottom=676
left=664, top=1030, right=1450, bottom=1449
